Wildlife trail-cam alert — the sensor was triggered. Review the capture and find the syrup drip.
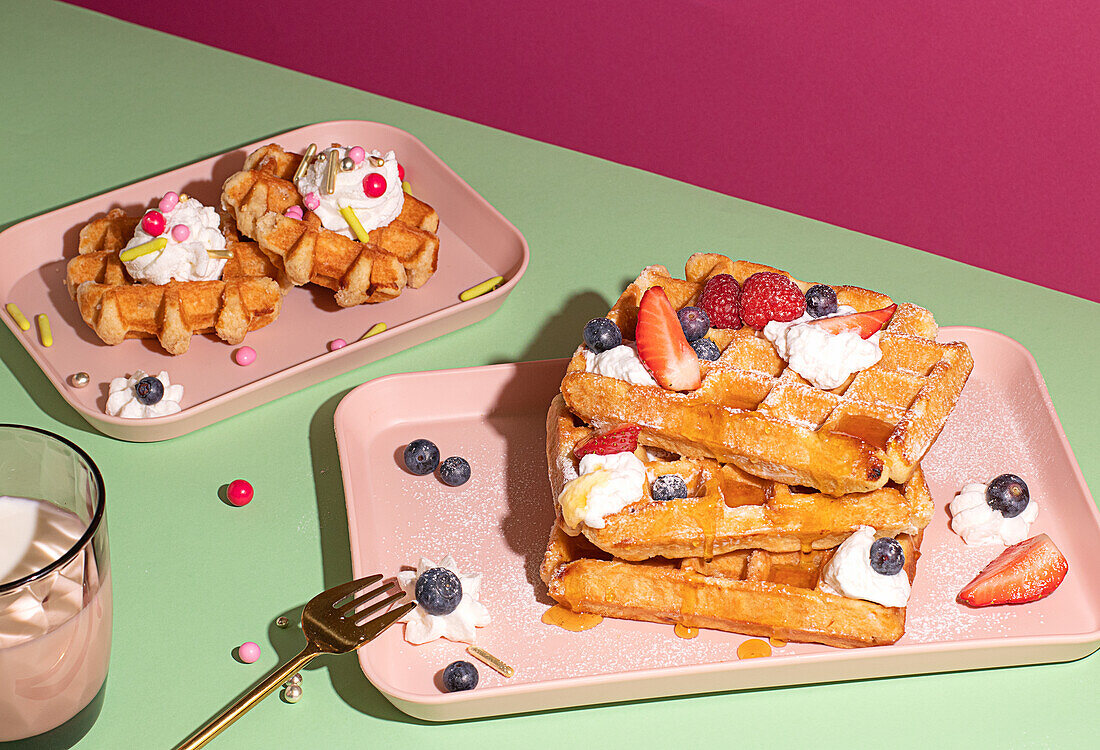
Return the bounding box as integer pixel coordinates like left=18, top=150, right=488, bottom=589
left=542, top=605, right=602, bottom=632
left=769, top=637, right=788, bottom=648
left=737, top=638, right=772, bottom=660
left=674, top=623, right=699, bottom=639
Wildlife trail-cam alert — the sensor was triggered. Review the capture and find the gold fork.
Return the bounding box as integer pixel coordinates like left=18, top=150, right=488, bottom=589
left=174, top=575, right=414, bottom=750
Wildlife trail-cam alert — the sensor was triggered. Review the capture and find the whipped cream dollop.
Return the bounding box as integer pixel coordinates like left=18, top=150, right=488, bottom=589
left=557, top=450, right=647, bottom=530
left=396, top=555, right=491, bottom=644
left=122, top=197, right=227, bottom=284
left=583, top=342, right=658, bottom=386
left=763, top=306, right=882, bottom=390
left=819, top=526, right=911, bottom=607
left=105, top=370, right=184, bottom=418
left=949, top=482, right=1039, bottom=546
left=295, top=147, right=404, bottom=239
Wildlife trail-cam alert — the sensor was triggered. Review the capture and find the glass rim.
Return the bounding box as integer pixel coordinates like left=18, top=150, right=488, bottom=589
left=0, top=424, right=106, bottom=594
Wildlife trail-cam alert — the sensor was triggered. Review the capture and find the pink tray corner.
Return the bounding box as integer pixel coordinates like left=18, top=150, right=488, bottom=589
left=334, top=329, right=1100, bottom=722
left=0, top=120, right=529, bottom=441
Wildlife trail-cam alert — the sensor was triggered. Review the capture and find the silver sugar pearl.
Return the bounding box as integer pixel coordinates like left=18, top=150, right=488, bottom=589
left=287, top=672, right=302, bottom=686
left=70, top=372, right=90, bottom=388
left=340, top=157, right=355, bottom=171
left=315, top=152, right=327, bottom=163
left=284, top=684, right=302, bottom=703
left=275, top=616, right=290, bottom=629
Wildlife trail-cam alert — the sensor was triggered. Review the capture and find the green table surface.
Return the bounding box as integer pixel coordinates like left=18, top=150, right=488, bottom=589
left=2, top=3, right=1098, bottom=748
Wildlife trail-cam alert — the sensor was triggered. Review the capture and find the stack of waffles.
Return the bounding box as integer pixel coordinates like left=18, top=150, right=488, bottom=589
left=540, top=254, right=974, bottom=647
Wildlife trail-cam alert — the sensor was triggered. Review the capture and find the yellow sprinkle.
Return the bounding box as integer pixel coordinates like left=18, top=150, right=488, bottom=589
left=119, top=236, right=167, bottom=262
left=466, top=646, right=515, bottom=678
left=401, top=180, right=412, bottom=193
left=294, top=143, right=317, bottom=184
left=339, top=206, right=371, bottom=243
left=359, top=322, right=386, bottom=340
left=6, top=302, right=30, bottom=331
left=36, top=314, right=52, bottom=347
left=459, top=276, right=505, bottom=302
left=323, top=148, right=339, bottom=195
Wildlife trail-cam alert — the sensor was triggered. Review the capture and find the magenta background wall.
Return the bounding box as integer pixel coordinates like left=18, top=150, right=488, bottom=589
left=66, top=1, right=1099, bottom=301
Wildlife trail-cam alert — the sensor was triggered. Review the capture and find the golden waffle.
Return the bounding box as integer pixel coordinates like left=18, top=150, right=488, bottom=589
left=547, top=395, right=933, bottom=561
left=560, top=254, right=973, bottom=495
left=66, top=208, right=284, bottom=354
left=540, top=522, right=920, bottom=648
left=221, top=144, right=439, bottom=292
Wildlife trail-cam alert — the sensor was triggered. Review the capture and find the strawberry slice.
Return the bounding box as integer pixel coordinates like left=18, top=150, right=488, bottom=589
left=957, top=533, right=1069, bottom=607
left=635, top=287, right=702, bottom=391
left=574, top=424, right=641, bottom=459
left=805, top=304, right=897, bottom=339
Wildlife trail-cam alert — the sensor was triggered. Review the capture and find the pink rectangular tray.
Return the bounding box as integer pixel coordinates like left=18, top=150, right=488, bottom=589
left=0, top=120, right=528, bottom=441
left=335, top=328, right=1100, bottom=721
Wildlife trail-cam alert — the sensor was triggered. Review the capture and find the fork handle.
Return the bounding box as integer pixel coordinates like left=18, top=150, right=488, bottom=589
left=173, top=643, right=322, bottom=750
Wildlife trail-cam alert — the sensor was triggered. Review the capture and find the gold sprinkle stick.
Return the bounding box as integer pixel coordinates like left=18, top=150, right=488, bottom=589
left=207, top=249, right=234, bottom=260
left=294, top=143, right=317, bottom=184
left=323, top=148, right=339, bottom=195
left=359, top=322, right=387, bottom=340
left=36, top=314, right=52, bottom=347
left=368, top=153, right=385, bottom=167
left=119, top=236, right=167, bottom=262
left=339, top=206, right=371, bottom=243
left=459, top=276, right=504, bottom=302
left=466, top=646, right=514, bottom=678
left=6, top=302, right=30, bottom=331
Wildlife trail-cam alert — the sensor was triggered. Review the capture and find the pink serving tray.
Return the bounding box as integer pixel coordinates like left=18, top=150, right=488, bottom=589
left=335, top=328, right=1100, bottom=722
left=0, top=120, right=528, bottom=441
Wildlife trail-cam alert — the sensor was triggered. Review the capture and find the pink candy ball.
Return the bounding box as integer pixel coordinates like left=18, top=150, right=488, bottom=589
left=284, top=205, right=304, bottom=220
left=238, top=641, right=260, bottom=663
left=363, top=173, right=387, bottom=198
left=347, top=146, right=366, bottom=164
left=227, top=479, right=254, bottom=506
left=304, top=192, right=321, bottom=211
left=158, top=191, right=180, bottom=213
left=233, top=346, right=256, bottom=366
left=329, top=338, right=347, bottom=351
left=171, top=224, right=190, bottom=242
left=141, top=210, right=166, bottom=236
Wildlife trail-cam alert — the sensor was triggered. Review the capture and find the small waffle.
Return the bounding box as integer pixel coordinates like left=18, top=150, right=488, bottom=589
left=560, top=254, right=973, bottom=495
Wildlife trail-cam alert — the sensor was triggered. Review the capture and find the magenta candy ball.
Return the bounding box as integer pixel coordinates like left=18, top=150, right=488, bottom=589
left=348, top=146, right=366, bottom=164
left=141, top=210, right=166, bottom=236
left=238, top=641, right=260, bottom=663
left=158, top=191, right=179, bottom=213
left=398, top=163, right=405, bottom=182
left=170, top=224, right=191, bottom=242
left=233, top=346, right=256, bottom=366
left=363, top=173, right=387, bottom=198
left=227, top=479, right=254, bottom=506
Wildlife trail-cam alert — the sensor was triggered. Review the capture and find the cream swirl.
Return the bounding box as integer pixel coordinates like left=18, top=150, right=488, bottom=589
left=396, top=555, right=491, bottom=645
left=295, top=147, right=404, bottom=239
left=949, top=482, right=1038, bottom=546
left=105, top=370, right=184, bottom=418
left=763, top=306, right=882, bottom=390
left=122, top=197, right=227, bottom=284
left=819, top=526, right=911, bottom=607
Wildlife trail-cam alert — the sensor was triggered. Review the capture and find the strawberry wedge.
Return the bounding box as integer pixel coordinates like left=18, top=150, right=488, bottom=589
left=958, top=533, right=1069, bottom=607
left=636, top=287, right=702, bottom=391
left=806, top=304, right=897, bottom=339
left=574, top=424, right=641, bottom=459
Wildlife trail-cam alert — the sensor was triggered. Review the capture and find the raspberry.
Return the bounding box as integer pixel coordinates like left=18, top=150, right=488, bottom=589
left=698, top=274, right=741, bottom=329
left=738, top=272, right=805, bottom=329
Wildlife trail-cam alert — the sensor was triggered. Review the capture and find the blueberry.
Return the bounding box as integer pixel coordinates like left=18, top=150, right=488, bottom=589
left=986, top=473, right=1029, bottom=518
left=676, top=306, right=710, bottom=342
left=804, top=284, right=838, bottom=318
left=690, top=337, right=720, bottom=361
left=583, top=317, right=622, bottom=353
left=869, top=538, right=905, bottom=576
left=414, top=567, right=462, bottom=615
left=403, top=439, right=440, bottom=475
left=442, top=660, right=479, bottom=692
left=438, top=456, right=471, bottom=486
left=134, top=376, right=164, bottom=405
left=651, top=474, right=688, bottom=502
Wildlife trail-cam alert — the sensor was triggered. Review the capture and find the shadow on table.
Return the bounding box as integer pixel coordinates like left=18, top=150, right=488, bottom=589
left=0, top=680, right=106, bottom=749
left=0, top=330, right=95, bottom=436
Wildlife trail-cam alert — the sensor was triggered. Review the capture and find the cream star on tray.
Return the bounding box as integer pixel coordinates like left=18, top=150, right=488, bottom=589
left=396, top=555, right=491, bottom=645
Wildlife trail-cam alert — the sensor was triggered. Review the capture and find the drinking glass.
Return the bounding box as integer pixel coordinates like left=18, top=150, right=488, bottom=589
left=0, top=424, right=111, bottom=741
